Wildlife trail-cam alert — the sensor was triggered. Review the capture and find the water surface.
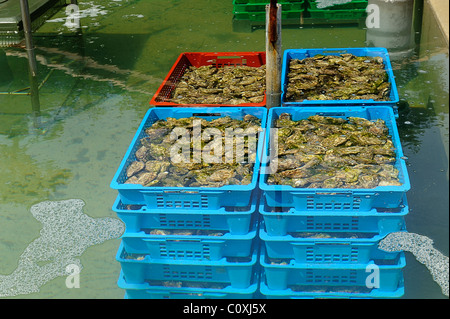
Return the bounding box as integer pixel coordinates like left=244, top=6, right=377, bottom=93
left=0, top=0, right=448, bottom=298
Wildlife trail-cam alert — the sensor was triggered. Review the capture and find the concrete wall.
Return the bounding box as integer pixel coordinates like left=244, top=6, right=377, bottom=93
left=421, top=0, right=448, bottom=49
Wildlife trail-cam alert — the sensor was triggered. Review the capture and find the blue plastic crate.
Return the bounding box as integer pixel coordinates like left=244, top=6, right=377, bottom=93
left=110, top=107, right=267, bottom=210
left=116, top=241, right=258, bottom=288
left=259, top=106, right=410, bottom=211
left=281, top=48, right=399, bottom=108
left=118, top=270, right=258, bottom=299
left=259, top=274, right=405, bottom=299
left=259, top=195, right=408, bottom=236
left=259, top=222, right=404, bottom=264
left=120, top=218, right=258, bottom=260
left=261, top=247, right=405, bottom=291
left=112, top=193, right=258, bottom=235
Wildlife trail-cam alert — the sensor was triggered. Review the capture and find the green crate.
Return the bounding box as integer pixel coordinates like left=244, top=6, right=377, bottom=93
left=306, top=2, right=366, bottom=19
left=309, top=0, right=368, bottom=10
left=234, top=10, right=304, bottom=21
left=234, top=1, right=304, bottom=12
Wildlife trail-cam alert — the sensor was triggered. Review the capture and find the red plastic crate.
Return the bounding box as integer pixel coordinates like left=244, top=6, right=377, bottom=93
left=150, top=52, right=266, bottom=107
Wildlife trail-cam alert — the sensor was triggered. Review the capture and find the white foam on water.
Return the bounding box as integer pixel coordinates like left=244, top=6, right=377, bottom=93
left=379, top=232, right=449, bottom=297
left=0, top=199, right=124, bottom=297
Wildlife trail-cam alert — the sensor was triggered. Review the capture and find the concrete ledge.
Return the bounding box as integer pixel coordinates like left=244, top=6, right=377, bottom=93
left=427, top=0, right=449, bottom=46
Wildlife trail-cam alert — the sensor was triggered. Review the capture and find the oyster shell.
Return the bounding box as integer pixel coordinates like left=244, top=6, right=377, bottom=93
left=126, top=161, right=145, bottom=177
left=167, top=64, right=266, bottom=105
left=286, top=54, right=391, bottom=102
left=268, top=114, right=401, bottom=189
left=124, top=115, right=261, bottom=187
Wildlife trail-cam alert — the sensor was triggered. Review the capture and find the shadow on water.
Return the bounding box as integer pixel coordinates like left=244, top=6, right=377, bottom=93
left=396, top=100, right=439, bottom=152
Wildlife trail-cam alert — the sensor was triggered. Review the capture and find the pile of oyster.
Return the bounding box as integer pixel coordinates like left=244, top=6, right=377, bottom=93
left=143, top=229, right=225, bottom=236
left=289, top=232, right=375, bottom=239
left=285, top=53, right=390, bottom=101
left=124, top=114, right=262, bottom=187
left=167, top=65, right=266, bottom=105
left=290, top=285, right=372, bottom=294
left=143, top=280, right=228, bottom=289
left=267, top=113, right=402, bottom=189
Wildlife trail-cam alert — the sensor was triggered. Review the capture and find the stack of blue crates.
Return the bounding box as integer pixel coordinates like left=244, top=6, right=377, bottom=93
left=110, top=107, right=267, bottom=299
left=109, top=48, right=411, bottom=299
left=257, top=48, right=411, bottom=299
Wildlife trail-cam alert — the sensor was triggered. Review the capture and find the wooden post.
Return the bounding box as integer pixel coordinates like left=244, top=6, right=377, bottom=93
left=19, top=0, right=41, bottom=127
left=266, top=0, right=282, bottom=109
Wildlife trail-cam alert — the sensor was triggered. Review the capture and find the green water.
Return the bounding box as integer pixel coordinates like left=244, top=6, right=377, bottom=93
left=0, top=0, right=448, bottom=299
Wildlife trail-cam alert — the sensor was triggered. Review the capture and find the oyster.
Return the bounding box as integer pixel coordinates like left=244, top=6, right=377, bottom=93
left=166, top=64, right=266, bottom=105
left=208, top=169, right=236, bottom=183
left=286, top=54, right=391, bottom=102
left=126, top=161, right=145, bottom=177
left=135, top=172, right=157, bottom=186
left=144, top=229, right=225, bottom=236
left=124, top=115, right=262, bottom=187
left=268, top=114, right=401, bottom=189
left=358, top=174, right=379, bottom=188
left=134, top=146, right=151, bottom=162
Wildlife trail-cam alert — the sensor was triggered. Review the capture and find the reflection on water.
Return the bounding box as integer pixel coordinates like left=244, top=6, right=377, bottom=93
left=0, top=0, right=448, bottom=298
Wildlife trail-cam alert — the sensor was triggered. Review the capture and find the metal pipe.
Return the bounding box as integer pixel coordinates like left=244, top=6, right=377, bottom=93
left=19, top=0, right=41, bottom=126
left=269, top=0, right=277, bottom=43
left=265, top=1, right=282, bottom=109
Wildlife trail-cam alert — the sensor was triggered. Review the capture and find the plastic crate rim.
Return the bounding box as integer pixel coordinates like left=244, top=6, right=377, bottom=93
left=112, top=193, right=259, bottom=215
left=110, top=106, right=268, bottom=191
left=259, top=245, right=407, bottom=269
left=116, top=241, right=258, bottom=266
left=281, top=47, right=400, bottom=103
left=259, top=105, right=410, bottom=192
left=258, top=193, right=409, bottom=216
left=258, top=220, right=405, bottom=242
